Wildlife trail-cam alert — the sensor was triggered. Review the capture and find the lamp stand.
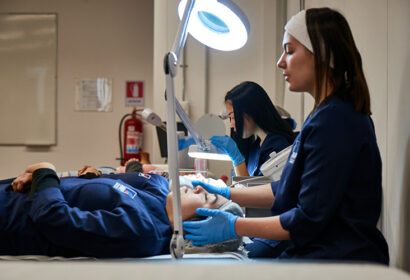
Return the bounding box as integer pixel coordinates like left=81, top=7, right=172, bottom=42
left=163, top=0, right=249, bottom=259
left=164, top=0, right=196, bottom=259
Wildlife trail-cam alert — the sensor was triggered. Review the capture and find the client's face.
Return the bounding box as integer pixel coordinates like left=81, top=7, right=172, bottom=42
left=166, top=186, right=228, bottom=227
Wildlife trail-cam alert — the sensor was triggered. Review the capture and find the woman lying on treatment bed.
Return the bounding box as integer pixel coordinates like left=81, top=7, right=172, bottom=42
left=0, top=162, right=242, bottom=258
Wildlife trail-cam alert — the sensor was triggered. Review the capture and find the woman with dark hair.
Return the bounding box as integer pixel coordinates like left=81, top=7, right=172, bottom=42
left=211, top=81, right=295, bottom=176
left=183, top=8, right=389, bottom=264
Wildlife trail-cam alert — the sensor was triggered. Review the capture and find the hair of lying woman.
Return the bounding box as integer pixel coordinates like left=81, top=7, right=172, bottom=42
left=184, top=199, right=245, bottom=254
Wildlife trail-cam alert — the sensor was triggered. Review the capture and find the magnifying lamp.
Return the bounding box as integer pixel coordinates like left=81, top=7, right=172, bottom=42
left=178, top=0, right=249, bottom=51
left=164, top=0, right=249, bottom=259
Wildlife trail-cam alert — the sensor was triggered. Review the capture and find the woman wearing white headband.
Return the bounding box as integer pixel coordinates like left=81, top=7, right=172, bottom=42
left=183, top=7, right=389, bottom=264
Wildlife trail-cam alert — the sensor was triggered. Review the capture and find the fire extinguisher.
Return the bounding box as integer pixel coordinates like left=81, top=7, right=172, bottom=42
left=119, top=108, right=143, bottom=165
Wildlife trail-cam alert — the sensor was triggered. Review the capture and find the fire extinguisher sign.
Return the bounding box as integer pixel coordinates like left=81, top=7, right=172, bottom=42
left=125, top=81, right=144, bottom=107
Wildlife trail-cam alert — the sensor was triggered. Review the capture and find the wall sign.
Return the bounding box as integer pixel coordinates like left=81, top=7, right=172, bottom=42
left=126, top=81, right=144, bottom=107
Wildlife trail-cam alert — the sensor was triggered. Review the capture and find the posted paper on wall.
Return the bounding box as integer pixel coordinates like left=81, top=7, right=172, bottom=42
left=75, top=78, right=112, bottom=112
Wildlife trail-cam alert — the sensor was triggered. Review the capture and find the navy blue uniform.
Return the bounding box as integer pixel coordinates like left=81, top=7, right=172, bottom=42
left=271, top=95, right=389, bottom=264
left=247, top=133, right=291, bottom=176
left=0, top=172, right=172, bottom=258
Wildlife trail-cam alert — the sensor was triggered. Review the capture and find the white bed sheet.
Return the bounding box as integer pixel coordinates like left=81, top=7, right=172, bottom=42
left=0, top=260, right=408, bottom=280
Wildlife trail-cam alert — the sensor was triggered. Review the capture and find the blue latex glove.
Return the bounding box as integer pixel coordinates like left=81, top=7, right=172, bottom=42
left=191, top=180, right=230, bottom=199
left=210, top=135, right=245, bottom=166
left=178, top=136, right=195, bottom=151
left=183, top=208, right=238, bottom=245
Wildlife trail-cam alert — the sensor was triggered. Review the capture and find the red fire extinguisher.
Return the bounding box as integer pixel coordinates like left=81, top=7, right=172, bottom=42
left=119, top=108, right=143, bottom=165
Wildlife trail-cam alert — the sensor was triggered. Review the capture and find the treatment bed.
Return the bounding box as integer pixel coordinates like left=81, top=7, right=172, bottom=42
left=0, top=258, right=408, bottom=280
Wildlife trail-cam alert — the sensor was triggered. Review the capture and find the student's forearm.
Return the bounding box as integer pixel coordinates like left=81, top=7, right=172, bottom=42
left=235, top=216, right=290, bottom=240
left=230, top=183, right=274, bottom=208
left=234, top=162, right=249, bottom=176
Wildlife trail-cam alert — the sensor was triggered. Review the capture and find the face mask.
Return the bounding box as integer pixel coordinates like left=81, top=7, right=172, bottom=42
left=230, top=128, right=255, bottom=164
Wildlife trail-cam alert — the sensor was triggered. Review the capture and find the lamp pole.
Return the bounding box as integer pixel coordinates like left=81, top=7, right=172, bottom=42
left=163, top=0, right=196, bottom=259
left=163, top=0, right=249, bottom=259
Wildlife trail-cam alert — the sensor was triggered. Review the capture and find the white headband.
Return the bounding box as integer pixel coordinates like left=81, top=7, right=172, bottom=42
left=285, top=10, right=334, bottom=67
left=284, top=10, right=313, bottom=53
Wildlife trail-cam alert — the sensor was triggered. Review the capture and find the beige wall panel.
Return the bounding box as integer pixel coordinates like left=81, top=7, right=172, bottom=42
left=386, top=0, right=410, bottom=271
left=0, top=0, right=154, bottom=178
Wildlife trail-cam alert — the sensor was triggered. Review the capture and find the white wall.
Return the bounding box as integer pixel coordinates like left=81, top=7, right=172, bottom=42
left=0, top=0, right=154, bottom=178
left=385, top=0, right=410, bottom=271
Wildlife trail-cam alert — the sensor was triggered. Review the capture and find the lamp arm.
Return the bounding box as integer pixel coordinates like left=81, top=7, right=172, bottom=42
left=170, top=0, right=205, bottom=149
left=170, top=0, right=196, bottom=74
left=175, top=99, right=208, bottom=149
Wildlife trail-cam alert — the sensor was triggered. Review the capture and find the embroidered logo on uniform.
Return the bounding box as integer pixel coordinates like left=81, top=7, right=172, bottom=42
left=139, top=173, right=151, bottom=179
left=113, top=182, right=137, bottom=199
left=289, top=140, right=300, bottom=164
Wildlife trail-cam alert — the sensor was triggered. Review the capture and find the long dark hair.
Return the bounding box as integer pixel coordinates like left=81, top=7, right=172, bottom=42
left=225, top=81, right=295, bottom=143
left=306, top=8, right=371, bottom=115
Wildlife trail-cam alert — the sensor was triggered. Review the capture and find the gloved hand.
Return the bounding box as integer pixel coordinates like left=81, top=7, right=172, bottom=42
left=210, top=135, right=245, bottom=166
left=178, top=136, right=195, bottom=151
left=183, top=208, right=238, bottom=245
left=191, top=180, right=230, bottom=199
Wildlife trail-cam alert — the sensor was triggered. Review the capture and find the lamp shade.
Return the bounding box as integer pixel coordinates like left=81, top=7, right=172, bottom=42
left=178, top=0, right=250, bottom=51
left=188, top=143, right=231, bottom=161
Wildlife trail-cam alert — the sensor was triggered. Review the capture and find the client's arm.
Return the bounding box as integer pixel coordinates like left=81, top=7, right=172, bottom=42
left=12, top=162, right=56, bottom=193
left=25, top=162, right=56, bottom=173
left=78, top=165, right=100, bottom=176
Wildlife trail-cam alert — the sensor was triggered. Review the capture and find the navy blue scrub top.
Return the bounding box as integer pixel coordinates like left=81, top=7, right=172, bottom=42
left=271, top=95, right=389, bottom=264
left=0, top=172, right=172, bottom=258
left=247, top=133, right=291, bottom=176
